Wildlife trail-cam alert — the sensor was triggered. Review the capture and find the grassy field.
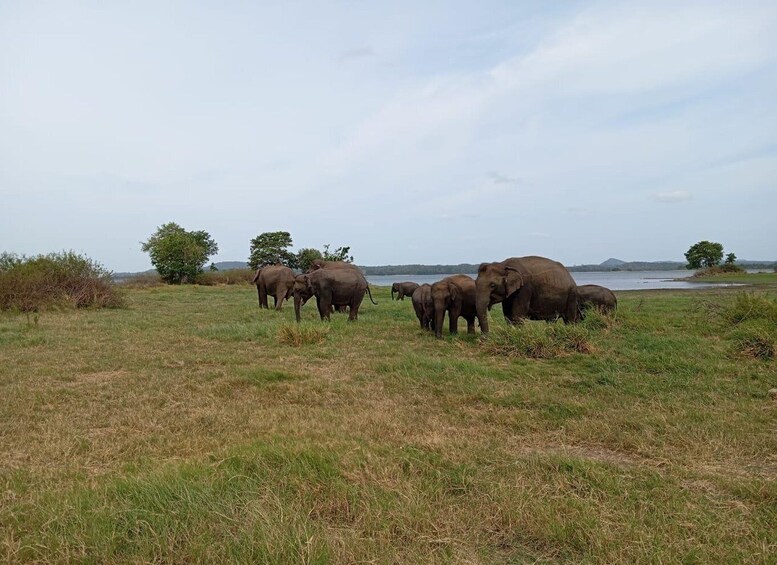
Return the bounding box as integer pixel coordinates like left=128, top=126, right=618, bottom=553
left=1, top=284, right=775, bottom=563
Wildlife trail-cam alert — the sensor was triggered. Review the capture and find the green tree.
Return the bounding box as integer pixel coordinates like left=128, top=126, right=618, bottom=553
left=296, top=247, right=324, bottom=272
left=724, top=253, right=737, bottom=265
left=248, top=231, right=296, bottom=270
left=321, top=244, right=354, bottom=263
left=141, top=222, right=218, bottom=284
left=684, top=240, right=724, bottom=269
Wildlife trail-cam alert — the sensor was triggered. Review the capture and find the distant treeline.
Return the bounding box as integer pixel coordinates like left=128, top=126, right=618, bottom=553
left=114, top=260, right=776, bottom=280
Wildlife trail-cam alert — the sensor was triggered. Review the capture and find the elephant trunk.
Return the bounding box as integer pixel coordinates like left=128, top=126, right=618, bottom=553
left=294, top=292, right=302, bottom=323
left=433, top=299, right=446, bottom=339
left=476, top=294, right=491, bottom=335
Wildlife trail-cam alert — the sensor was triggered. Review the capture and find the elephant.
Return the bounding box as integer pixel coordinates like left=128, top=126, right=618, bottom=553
left=391, top=281, right=420, bottom=301
left=251, top=265, right=295, bottom=310
left=308, top=259, right=362, bottom=273
left=431, top=275, right=477, bottom=338
left=576, top=284, right=617, bottom=315
left=411, top=284, right=434, bottom=330
left=475, top=256, right=579, bottom=334
left=293, top=269, right=376, bottom=322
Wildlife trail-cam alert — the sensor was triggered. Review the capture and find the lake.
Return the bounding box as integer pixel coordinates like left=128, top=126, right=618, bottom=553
left=365, top=270, right=747, bottom=291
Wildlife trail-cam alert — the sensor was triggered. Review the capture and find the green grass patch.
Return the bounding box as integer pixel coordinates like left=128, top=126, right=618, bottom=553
left=483, top=321, right=593, bottom=358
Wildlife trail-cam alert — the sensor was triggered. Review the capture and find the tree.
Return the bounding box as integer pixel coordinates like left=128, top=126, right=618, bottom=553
left=684, top=241, right=724, bottom=269
left=248, top=231, right=296, bottom=270
left=141, top=222, right=218, bottom=284
left=724, top=253, right=737, bottom=265
left=296, top=247, right=323, bottom=272
left=321, top=244, right=354, bottom=263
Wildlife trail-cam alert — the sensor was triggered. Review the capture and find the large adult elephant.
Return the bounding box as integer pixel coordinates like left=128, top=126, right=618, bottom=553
left=391, top=281, right=420, bottom=301
left=293, top=269, right=376, bottom=322
left=411, top=284, right=434, bottom=331
left=577, top=284, right=617, bottom=315
left=251, top=265, right=295, bottom=310
left=307, top=260, right=377, bottom=306
left=475, top=256, right=579, bottom=334
left=431, top=275, right=477, bottom=338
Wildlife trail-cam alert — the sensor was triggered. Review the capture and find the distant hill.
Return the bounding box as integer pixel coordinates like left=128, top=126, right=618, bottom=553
left=213, top=261, right=249, bottom=271
left=600, top=258, right=626, bottom=268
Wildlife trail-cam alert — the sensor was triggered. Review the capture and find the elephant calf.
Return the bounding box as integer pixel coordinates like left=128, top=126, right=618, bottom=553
left=577, top=284, right=617, bottom=315
left=391, top=281, right=420, bottom=301
left=431, top=275, right=477, bottom=338
left=411, top=284, right=434, bottom=331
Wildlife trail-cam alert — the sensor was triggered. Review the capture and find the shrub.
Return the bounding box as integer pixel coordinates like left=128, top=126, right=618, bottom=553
left=196, top=269, right=255, bottom=286
left=483, top=321, right=592, bottom=359
left=0, top=251, right=124, bottom=312
left=277, top=324, right=329, bottom=346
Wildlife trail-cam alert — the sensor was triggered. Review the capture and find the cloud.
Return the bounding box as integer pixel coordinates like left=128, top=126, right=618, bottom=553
left=652, top=190, right=692, bottom=203
left=337, top=47, right=374, bottom=62
left=488, top=171, right=521, bottom=185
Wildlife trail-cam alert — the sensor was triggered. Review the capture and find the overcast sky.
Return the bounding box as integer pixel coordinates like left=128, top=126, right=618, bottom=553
left=2, top=1, right=776, bottom=271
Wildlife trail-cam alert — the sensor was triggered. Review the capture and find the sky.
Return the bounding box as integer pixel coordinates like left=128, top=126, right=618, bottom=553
left=1, top=0, right=776, bottom=271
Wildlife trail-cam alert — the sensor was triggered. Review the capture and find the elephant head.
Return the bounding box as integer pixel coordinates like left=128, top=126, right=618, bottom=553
left=431, top=279, right=461, bottom=338
left=391, top=282, right=399, bottom=300
left=293, top=274, right=314, bottom=322
left=475, top=262, right=525, bottom=334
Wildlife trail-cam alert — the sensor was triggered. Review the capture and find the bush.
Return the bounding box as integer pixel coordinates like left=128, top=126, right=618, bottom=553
left=277, top=324, right=329, bottom=346
left=721, top=293, right=777, bottom=325
left=196, top=269, right=255, bottom=286
left=0, top=251, right=124, bottom=312
left=483, top=321, right=592, bottom=359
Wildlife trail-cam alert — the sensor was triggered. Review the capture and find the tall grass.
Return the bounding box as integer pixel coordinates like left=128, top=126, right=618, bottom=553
left=0, top=251, right=124, bottom=311
left=196, top=268, right=256, bottom=286
left=483, top=320, right=593, bottom=358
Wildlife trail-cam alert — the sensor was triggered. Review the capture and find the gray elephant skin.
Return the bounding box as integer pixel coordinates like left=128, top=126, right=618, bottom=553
left=577, top=284, right=617, bottom=315
left=411, top=284, right=434, bottom=331
left=293, top=269, right=375, bottom=322
left=391, top=281, right=420, bottom=301
left=431, top=275, right=477, bottom=338
left=251, top=265, right=295, bottom=310
left=475, top=256, right=579, bottom=333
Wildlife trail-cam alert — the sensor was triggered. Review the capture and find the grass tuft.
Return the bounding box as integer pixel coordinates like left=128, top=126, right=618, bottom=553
left=277, top=323, right=329, bottom=346
left=484, top=321, right=593, bottom=358
left=730, top=321, right=775, bottom=360
left=721, top=292, right=777, bottom=325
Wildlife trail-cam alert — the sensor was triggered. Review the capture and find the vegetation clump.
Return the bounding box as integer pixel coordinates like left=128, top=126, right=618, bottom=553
left=721, top=292, right=777, bottom=325
left=483, top=321, right=593, bottom=358
left=277, top=323, right=329, bottom=346
left=195, top=268, right=255, bottom=286
left=0, top=251, right=124, bottom=311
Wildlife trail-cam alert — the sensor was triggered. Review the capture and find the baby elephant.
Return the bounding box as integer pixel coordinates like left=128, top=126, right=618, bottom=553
left=411, top=284, right=434, bottom=331
left=391, top=281, right=420, bottom=300
left=430, top=275, right=477, bottom=338
left=576, top=284, right=617, bottom=315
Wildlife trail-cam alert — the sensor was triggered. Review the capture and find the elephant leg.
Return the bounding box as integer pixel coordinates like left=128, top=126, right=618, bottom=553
left=449, top=306, right=461, bottom=335
left=274, top=287, right=285, bottom=310
left=316, top=296, right=331, bottom=321
left=259, top=283, right=268, bottom=309
left=508, top=285, right=532, bottom=323
left=465, top=315, right=476, bottom=334
left=563, top=287, right=579, bottom=324
left=255, top=285, right=262, bottom=307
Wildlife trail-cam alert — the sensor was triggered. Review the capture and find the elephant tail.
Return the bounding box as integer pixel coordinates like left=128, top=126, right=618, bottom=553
left=367, top=285, right=378, bottom=305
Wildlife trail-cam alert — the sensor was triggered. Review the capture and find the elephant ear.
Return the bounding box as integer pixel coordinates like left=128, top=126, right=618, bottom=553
left=504, top=266, right=524, bottom=296
left=448, top=282, right=459, bottom=304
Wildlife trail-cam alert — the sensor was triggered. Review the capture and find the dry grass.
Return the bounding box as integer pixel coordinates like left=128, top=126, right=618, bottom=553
left=0, top=285, right=775, bottom=563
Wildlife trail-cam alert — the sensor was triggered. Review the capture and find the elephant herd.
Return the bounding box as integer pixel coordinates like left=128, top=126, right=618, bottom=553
left=252, top=255, right=616, bottom=338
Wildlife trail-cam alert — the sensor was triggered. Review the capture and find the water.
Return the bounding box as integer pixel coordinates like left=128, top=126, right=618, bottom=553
left=365, top=270, right=746, bottom=291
